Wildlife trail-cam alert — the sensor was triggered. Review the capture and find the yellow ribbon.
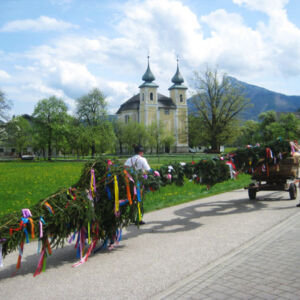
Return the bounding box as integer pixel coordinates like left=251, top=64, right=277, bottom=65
left=138, top=203, right=141, bottom=222
left=88, top=222, right=91, bottom=245
left=90, top=171, right=95, bottom=198
left=114, top=175, right=119, bottom=213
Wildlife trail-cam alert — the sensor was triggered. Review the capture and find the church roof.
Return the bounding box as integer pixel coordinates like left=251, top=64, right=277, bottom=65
left=139, top=57, right=159, bottom=88
left=169, top=60, right=187, bottom=90
left=171, top=64, right=184, bottom=84
left=116, top=93, right=176, bottom=114
left=142, top=61, right=155, bottom=82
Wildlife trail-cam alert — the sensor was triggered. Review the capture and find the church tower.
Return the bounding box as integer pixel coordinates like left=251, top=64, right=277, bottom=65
left=169, top=60, right=189, bottom=152
left=139, top=57, right=158, bottom=126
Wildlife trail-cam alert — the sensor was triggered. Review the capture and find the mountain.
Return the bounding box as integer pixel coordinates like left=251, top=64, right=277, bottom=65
left=187, top=77, right=300, bottom=120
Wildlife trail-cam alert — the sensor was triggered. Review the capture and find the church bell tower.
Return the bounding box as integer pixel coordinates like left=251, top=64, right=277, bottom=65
left=169, top=59, right=188, bottom=152
left=139, top=56, right=158, bottom=126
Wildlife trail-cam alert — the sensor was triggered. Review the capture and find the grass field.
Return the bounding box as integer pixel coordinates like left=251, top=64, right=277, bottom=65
left=144, top=174, right=251, bottom=212
left=0, top=161, right=85, bottom=216
left=0, top=160, right=251, bottom=217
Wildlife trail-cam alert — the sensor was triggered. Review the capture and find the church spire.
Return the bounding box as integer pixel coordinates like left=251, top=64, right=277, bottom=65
left=142, top=56, right=155, bottom=82
left=169, top=58, right=187, bottom=90
left=171, top=58, right=184, bottom=85
left=139, top=56, right=158, bottom=88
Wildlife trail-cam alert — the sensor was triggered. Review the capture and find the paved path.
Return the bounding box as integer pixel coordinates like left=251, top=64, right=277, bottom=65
left=154, top=203, right=300, bottom=300
left=0, top=189, right=300, bottom=299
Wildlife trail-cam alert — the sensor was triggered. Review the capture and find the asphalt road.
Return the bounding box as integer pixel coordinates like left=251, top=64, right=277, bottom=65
left=0, top=189, right=299, bottom=299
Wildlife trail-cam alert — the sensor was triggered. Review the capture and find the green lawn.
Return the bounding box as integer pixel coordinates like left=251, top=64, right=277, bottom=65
left=0, top=161, right=251, bottom=217
left=0, top=161, right=84, bottom=216
left=144, top=174, right=251, bottom=212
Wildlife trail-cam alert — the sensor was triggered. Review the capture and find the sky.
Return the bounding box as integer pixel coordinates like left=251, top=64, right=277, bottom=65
left=1, top=0, right=300, bottom=116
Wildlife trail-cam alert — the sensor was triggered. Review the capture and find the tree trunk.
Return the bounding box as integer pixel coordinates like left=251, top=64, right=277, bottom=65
left=211, top=138, right=220, bottom=152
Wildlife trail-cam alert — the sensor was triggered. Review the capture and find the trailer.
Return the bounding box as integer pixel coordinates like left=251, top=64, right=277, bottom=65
left=245, top=156, right=299, bottom=200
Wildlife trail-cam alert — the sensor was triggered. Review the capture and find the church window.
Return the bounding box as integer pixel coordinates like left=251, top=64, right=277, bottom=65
left=142, top=93, right=144, bottom=101
left=125, top=115, right=130, bottom=123
left=0, top=148, right=3, bottom=153
left=180, top=94, right=183, bottom=102
left=164, top=109, right=170, bottom=115
left=150, top=92, right=153, bottom=101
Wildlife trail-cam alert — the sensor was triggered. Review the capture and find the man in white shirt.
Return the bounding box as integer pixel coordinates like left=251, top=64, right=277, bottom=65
left=124, top=145, right=151, bottom=172
left=124, top=145, right=150, bottom=225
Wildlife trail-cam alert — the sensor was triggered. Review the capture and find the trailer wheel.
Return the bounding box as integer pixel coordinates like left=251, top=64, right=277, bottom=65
left=248, top=188, right=257, bottom=200
left=289, top=183, right=297, bottom=200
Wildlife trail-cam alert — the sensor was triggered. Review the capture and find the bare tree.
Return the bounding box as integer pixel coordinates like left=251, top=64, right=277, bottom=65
left=192, top=68, right=250, bottom=152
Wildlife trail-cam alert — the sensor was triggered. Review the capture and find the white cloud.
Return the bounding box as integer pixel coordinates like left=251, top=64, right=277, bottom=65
left=5, top=0, right=300, bottom=116
left=233, top=0, right=289, bottom=15
left=0, top=70, right=11, bottom=80
left=0, top=16, right=79, bottom=32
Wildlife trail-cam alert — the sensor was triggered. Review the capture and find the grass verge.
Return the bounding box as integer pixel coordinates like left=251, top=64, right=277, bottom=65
left=143, top=174, right=251, bottom=213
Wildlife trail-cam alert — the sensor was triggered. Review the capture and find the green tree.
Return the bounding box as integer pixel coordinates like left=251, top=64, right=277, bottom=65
left=113, top=120, right=126, bottom=154
left=76, top=88, right=107, bottom=157
left=268, top=113, right=300, bottom=141
left=33, top=96, right=68, bottom=160
left=122, top=121, right=148, bottom=153
left=97, top=121, right=116, bottom=153
left=146, top=121, right=164, bottom=154
left=192, top=68, right=250, bottom=152
left=237, top=120, right=261, bottom=146
left=258, top=110, right=277, bottom=142
left=188, top=115, right=207, bottom=148
left=162, top=131, right=175, bottom=153
left=5, top=116, right=32, bottom=157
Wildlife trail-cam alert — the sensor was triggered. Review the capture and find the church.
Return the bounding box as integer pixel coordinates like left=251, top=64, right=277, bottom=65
left=116, top=58, right=189, bottom=153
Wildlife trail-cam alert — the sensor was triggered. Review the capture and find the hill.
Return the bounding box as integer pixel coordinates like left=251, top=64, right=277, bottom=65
left=187, top=77, right=300, bottom=120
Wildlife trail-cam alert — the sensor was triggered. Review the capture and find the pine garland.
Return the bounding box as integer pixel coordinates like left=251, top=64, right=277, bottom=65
left=231, top=140, right=291, bottom=172
left=0, top=158, right=141, bottom=260
left=0, top=156, right=237, bottom=274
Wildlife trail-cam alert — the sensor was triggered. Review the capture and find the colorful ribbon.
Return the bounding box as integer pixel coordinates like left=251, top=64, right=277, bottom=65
left=124, top=170, right=132, bottom=205
left=114, top=175, right=119, bottom=216
left=89, top=169, right=96, bottom=199
left=44, top=202, right=54, bottom=214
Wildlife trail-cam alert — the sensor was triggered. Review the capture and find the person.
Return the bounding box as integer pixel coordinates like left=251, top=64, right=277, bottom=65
left=124, top=145, right=151, bottom=173
left=124, top=145, right=150, bottom=224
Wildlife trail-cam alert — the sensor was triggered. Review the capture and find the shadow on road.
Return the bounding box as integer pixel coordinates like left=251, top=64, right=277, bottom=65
left=0, top=190, right=294, bottom=280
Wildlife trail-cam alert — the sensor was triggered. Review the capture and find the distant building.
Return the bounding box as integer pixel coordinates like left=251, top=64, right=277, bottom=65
left=116, top=58, right=188, bottom=152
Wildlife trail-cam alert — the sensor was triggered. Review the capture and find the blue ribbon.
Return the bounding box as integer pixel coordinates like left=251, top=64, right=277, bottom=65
left=94, top=238, right=108, bottom=254
left=136, top=181, right=141, bottom=202
left=119, top=199, right=129, bottom=206
left=106, top=185, right=112, bottom=200
left=21, top=217, right=29, bottom=243
left=76, top=231, right=81, bottom=258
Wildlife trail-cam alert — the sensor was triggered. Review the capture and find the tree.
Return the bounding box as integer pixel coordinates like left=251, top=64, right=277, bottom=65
left=188, top=115, right=207, bottom=148
left=113, top=120, right=126, bottom=154
left=33, top=96, right=68, bottom=160
left=237, top=120, right=261, bottom=146
left=192, top=68, right=250, bottom=151
left=121, top=121, right=148, bottom=153
left=0, top=89, right=12, bottom=122
left=76, top=88, right=107, bottom=157
left=5, top=116, right=32, bottom=157
left=147, top=121, right=164, bottom=154
left=258, top=110, right=277, bottom=142
left=267, top=113, right=300, bottom=141
left=162, top=131, right=175, bottom=153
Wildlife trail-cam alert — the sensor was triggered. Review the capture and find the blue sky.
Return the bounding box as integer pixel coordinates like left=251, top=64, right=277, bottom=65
left=1, top=0, right=300, bottom=116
